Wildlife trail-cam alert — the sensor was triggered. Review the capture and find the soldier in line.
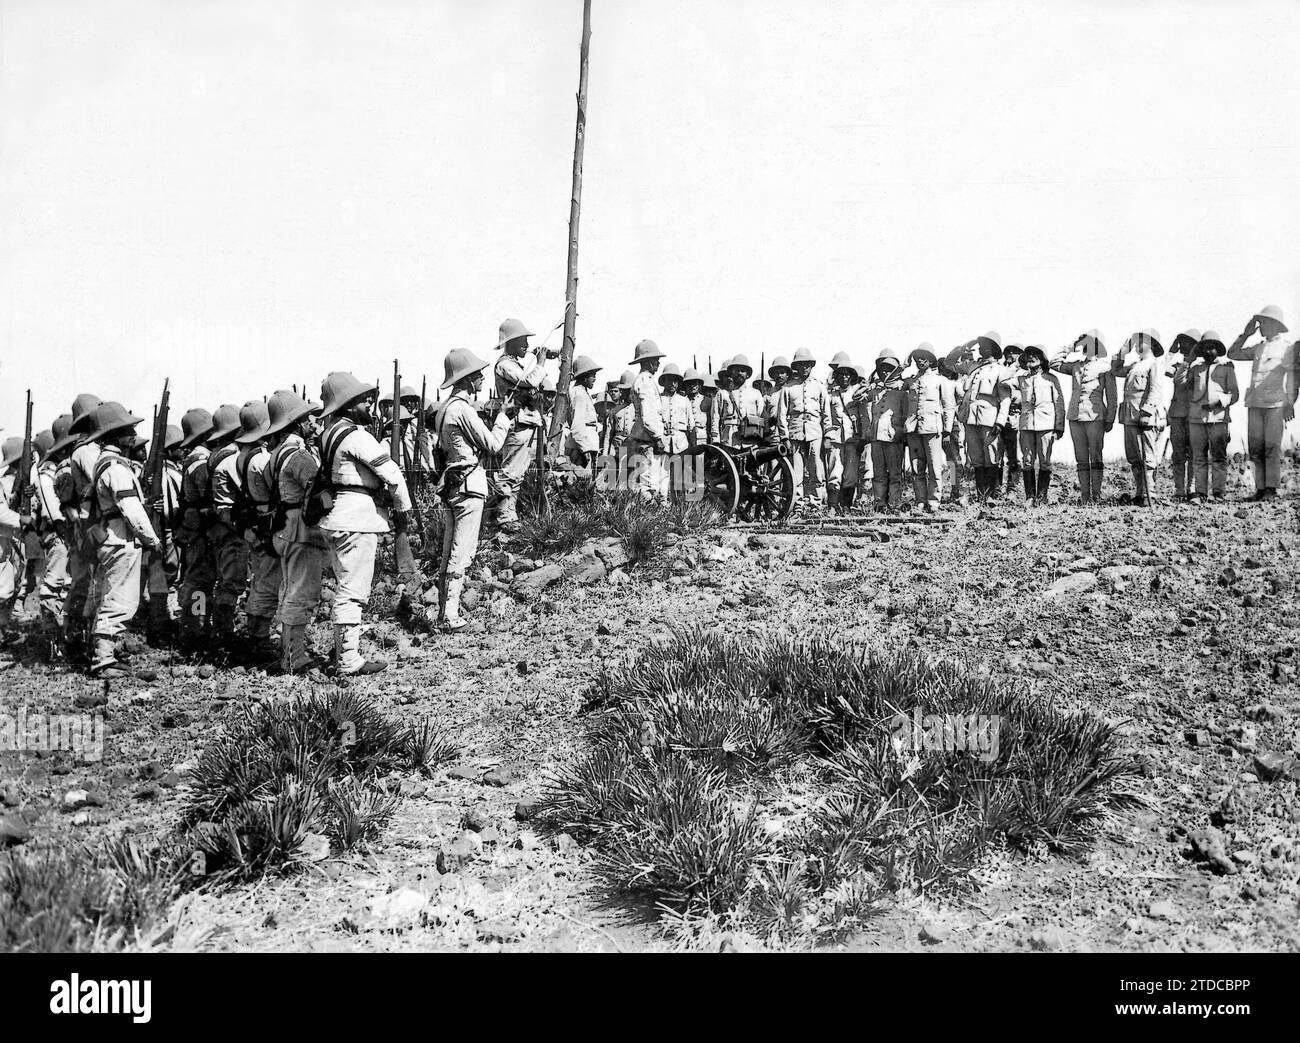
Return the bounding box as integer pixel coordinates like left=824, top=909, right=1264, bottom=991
left=902, top=346, right=954, bottom=514
left=658, top=363, right=694, bottom=494
left=863, top=351, right=907, bottom=510
left=141, top=423, right=184, bottom=642
left=33, top=415, right=74, bottom=634
left=1051, top=330, right=1116, bottom=505
left=946, top=332, right=1011, bottom=502
left=316, top=373, right=412, bottom=675
left=1113, top=329, right=1167, bottom=507
left=680, top=368, right=707, bottom=448
left=764, top=356, right=791, bottom=423
left=725, top=355, right=767, bottom=446
left=825, top=354, right=855, bottom=511
left=628, top=340, right=669, bottom=497
left=0, top=438, right=26, bottom=641
left=602, top=370, right=636, bottom=459
left=1182, top=331, right=1240, bottom=501
left=1226, top=305, right=1300, bottom=502
left=936, top=357, right=966, bottom=505
left=998, top=344, right=1024, bottom=495
left=1165, top=330, right=1201, bottom=501
left=60, top=394, right=105, bottom=662
left=83, top=403, right=162, bottom=678
left=265, top=390, right=327, bottom=674
left=566, top=356, right=602, bottom=471
left=434, top=349, right=514, bottom=631
left=776, top=347, right=831, bottom=508
left=205, top=404, right=247, bottom=648
left=175, top=408, right=216, bottom=651
left=1016, top=345, right=1066, bottom=507
left=234, top=401, right=280, bottom=661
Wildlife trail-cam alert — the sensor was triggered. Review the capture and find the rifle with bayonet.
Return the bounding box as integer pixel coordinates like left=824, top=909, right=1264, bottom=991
left=142, top=379, right=170, bottom=558
left=9, top=390, right=33, bottom=516
left=390, top=360, right=417, bottom=580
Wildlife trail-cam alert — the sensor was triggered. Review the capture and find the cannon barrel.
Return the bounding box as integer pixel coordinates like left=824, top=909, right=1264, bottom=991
left=739, top=441, right=789, bottom=467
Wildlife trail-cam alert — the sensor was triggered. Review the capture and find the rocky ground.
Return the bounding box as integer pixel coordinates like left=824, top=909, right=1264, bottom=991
left=2, top=460, right=1298, bottom=952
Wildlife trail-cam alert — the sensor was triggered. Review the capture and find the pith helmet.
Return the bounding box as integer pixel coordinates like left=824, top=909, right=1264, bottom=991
left=2, top=436, right=23, bottom=466
left=379, top=384, right=420, bottom=405
left=1003, top=343, right=1023, bottom=358
left=33, top=430, right=54, bottom=460
left=618, top=369, right=637, bottom=391
left=441, top=348, right=492, bottom=389
left=178, top=408, right=214, bottom=449
left=319, top=373, right=376, bottom=416
left=264, top=390, right=321, bottom=437
left=47, top=413, right=79, bottom=455
left=85, top=401, right=145, bottom=443
left=572, top=355, right=601, bottom=379
left=1074, top=330, right=1107, bottom=358
left=729, top=353, right=754, bottom=373
left=1253, top=304, right=1287, bottom=331
left=830, top=350, right=853, bottom=369
left=850, top=363, right=869, bottom=382
left=681, top=367, right=702, bottom=384
left=540, top=376, right=557, bottom=394
left=702, top=372, right=719, bottom=391
left=630, top=339, right=666, bottom=364
left=975, top=331, right=1002, bottom=355
left=498, top=318, right=534, bottom=348
left=234, top=401, right=272, bottom=445
left=768, top=355, right=791, bottom=374
left=164, top=424, right=184, bottom=449
left=384, top=405, right=415, bottom=425
left=876, top=350, right=901, bottom=369
left=1020, top=344, right=1050, bottom=369
left=791, top=347, right=816, bottom=366
left=206, top=404, right=242, bottom=444
left=68, top=393, right=103, bottom=436
left=1199, top=330, right=1227, bottom=359
left=1171, top=328, right=1202, bottom=355
left=1129, top=328, right=1164, bottom=357
left=658, top=362, right=683, bottom=384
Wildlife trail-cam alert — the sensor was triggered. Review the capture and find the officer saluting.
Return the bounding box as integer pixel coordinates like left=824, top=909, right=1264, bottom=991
left=434, top=349, right=515, bottom=631
left=316, top=373, right=412, bottom=675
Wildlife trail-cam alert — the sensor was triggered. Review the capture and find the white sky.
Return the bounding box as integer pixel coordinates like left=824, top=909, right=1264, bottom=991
left=2, top=0, right=1298, bottom=456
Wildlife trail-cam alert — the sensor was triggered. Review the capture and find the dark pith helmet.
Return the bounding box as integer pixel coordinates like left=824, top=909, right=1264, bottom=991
left=68, top=393, right=103, bottom=436
left=206, top=404, right=242, bottom=444
left=178, top=408, right=214, bottom=449
left=233, top=401, right=271, bottom=445
left=84, top=402, right=145, bottom=443
left=264, top=390, right=321, bottom=437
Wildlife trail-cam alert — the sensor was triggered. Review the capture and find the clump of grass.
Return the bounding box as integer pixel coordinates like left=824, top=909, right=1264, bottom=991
left=0, top=837, right=183, bottom=953
left=540, top=629, right=1141, bottom=934
left=517, top=491, right=724, bottom=561
left=182, top=689, right=457, bottom=883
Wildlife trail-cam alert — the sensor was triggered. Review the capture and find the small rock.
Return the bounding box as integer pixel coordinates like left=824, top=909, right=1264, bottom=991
left=1147, top=900, right=1184, bottom=922
left=918, top=919, right=950, bottom=944
left=0, top=813, right=31, bottom=847
left=195, top=664, right=217, bottom=679
left=360, top=888, right=429, bottom=929
left=461, top=806, right=491, bottom=832
left=1252, top=751, right=1296, bottom=783
left=1042, top=572, right=1097, bottom=598
left=513, top=830, right=541, bottom=851
left=447, top=764, right=480, bottom=781
left=514, top=796, right=540, bottom=821
left=1184, top=729, right=1212, bottom=747
left=1028, top=927, right=1065, bottom=951
left=596, top=617, right=626, bottom=636
left=436, top=830, right=482, bottom=873
left=1188, top=827, right=1237, bottom=875
left=552, top=832, right=577, bottom=855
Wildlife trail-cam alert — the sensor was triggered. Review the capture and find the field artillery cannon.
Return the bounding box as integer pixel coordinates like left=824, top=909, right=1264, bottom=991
left=686, top=439, right=796, bottom=523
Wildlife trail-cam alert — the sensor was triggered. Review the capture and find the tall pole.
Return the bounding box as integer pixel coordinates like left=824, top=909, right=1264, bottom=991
left=548, top=0, right=592, bottom=452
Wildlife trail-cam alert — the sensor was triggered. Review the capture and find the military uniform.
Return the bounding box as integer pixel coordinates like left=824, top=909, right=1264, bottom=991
left=270, top=432, right=325, bottom=671
left=317, top=416, right=411, bottom=673
left=776, top=374, right=831, bottom=505
left=567, top=381, right=600, bottom=466
left=865, top=369, right=907, bottom=508
left=176, top=442, right=215, bottom=646
left=33, top=450, right=69, bottom=628
left=1016, top=362, right=1066, bottom=504
left=1052, top=337, right=1116, bottom=503
left=902, top=367, right=955, bottom=511
left=1113, top=344, right=1167, bottom=504
left=490, top=352, right=545, bottom=527
left=1227, top=318, right=1300, bottom=497
left=948, top=349, right=1012, bottom=498
left=629, top=365, right=667, bottom=497
left=207, top=441, right=248, bottom=641
left=0, top=455, right=23, bottom=636
left=240, top=443, right=279, bottom=645
left=1184, top=335, right=1240, bottom=499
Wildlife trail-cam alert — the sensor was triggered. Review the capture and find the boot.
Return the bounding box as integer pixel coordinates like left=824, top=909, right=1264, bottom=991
left=1131, top=466, right=1148, bottom=506
left=62, top=616, right=90, bottom=666
left=1090, top=466, right=1104, bottom=503
left=1022, top=469, right=1036, bottom=504
left=211, top=603, right=236, bottom=648
left=1006, top=465, right=1022, bottom=496
left=89, top=635, right=131, bottom=678
left=280, top=624, right=325, bottom=674
left=147, top=596, right=173, bottom=647
left=1037, top=468, right=1052, bottom=507
left=441, top=576, right=468, bottom=633
left=1144, top=467, right=1158, bottom=504
left=334, top=623, right=386, bottom=675
left=1077, top=467, right=1092, bottom=504
left=244, top=614, right=278, bottom=664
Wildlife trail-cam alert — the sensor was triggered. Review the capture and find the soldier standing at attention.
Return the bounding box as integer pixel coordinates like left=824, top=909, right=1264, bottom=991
left=234, top=401, right=279, bottom=661
left=434, top=349, right=515, bottom=631
left=265, top=390, right=326, bottom=674
left=1015, top=345, right=1066, bottom=507
left=726, top=355, right=767, bottom=446
left=1183, top=332, right=1240, bottom=502
left=1050, top=331, right=1116, bottom=505
left=765, top=356, right=791, bottom=424
left=776, top=348, right=831, bottom=509
left=999, top=345, right=1024, bottom=495
left=902, top=346, right=955, bottom=514
left=1226, top=305, right=1299, bottom=501
left=61, top=393, right=104, bottom=662
left=175, top=408, right=215, bottom=651
left=490, top=318, right=556, bottom=531
left=945, top=332, right=1011, bottom=501
left=658, top=363, right=694, bottom=495
left=680, top=369, right=707, bottom=448
left=602, top=370, right=636, bottom=459
left=866, top=353, right=908, bottom=509
left=825, top=355, right=855, bottom=511
left=34, top=414, right=74, bottom=634
left=83, top=403, right=162, bottom=678
left=628, top=340, right=669, bottom=497
left=1112, top=329, right=1168, bottom=506
left=316, top=373, right=412, bottom=675
left=1164, top=330, right=1201, bottom=500
left=204, top=404, right=247, bottom=650
left=566, top=356, right=602, bottom=471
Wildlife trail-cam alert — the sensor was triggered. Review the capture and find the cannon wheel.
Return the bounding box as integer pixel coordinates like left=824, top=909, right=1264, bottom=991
left=687, top=443, right=741, bottom=517
left=737, top=455, right=796, bottom=523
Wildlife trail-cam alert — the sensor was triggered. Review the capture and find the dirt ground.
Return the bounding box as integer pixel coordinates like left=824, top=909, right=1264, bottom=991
left=2, top=460, right=1298, bottom=952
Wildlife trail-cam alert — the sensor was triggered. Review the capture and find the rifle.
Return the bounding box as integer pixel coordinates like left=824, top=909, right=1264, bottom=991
left=142, top=379, right=171, bottom=554
left=9, top=390, right=33, bottom=513
left=391, top=360, right=417, bottom=579
left=410, top=375, right=427, bottom=534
